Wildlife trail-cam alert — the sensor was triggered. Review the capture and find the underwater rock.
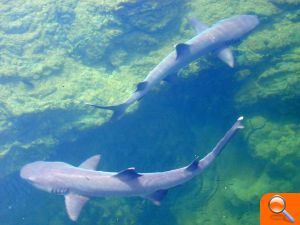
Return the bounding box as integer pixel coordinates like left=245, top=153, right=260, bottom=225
left=68, top=0, right=185, bottom=67
left=244, top=116, right=300, bottom=167
left=83, top=199, right=141, bottom=225
left=118, top=0, right=185, bottom=32
left=236, top=18, right=300, bottom=67
left=235, top=47, right=300, bottom=115
left=0, top=0, right=187, bottom=177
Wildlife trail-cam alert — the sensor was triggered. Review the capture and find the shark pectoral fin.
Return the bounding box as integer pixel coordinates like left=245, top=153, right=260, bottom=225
left=186, top=156, right=200, bottom=172
left=136, top=81, right=148, bottom=92
left=65, top=193, right=89, bottom=221
left=79, top=155, right=101, bottom=170
left=114, top=167, right=142, bottom=181
left=175, top=43, right=190, bottom=59
left=144, top=189, right=168, bottom=206
left=217, top=47, right=234, bottom=68
left=86, top=103, right=128, bottom=122
left=187, top=16, right=209, bottom=34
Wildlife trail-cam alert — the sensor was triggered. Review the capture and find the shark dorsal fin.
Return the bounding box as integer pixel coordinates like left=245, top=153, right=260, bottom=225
left=114, top=167, right=142, bottom=181
left=217, top=47, right=234, bottom=68
left=65, top=193, right=89, bottom=221
left=144, top=189, right=168, bottom=205
left=187, top=16, right=209, bottom=34
left=136, top=81, right=148, bottom=92
left=186, top=156, right=200, bottom=172
left=79, top=155, right=101, bottom=170
left=175, top=43, right=190, bottom=59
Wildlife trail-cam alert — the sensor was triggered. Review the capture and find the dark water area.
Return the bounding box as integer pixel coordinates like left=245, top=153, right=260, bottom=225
left=0, top=0, right=299, bottom=225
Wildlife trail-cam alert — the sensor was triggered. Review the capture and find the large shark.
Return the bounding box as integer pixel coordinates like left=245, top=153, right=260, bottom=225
left=20, top=117, right=244, bottom=221
left=87, top=15, right=259, bottom=121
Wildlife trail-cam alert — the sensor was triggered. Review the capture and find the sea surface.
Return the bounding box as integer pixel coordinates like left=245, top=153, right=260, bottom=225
left=0, top=0, right=299, bottom=225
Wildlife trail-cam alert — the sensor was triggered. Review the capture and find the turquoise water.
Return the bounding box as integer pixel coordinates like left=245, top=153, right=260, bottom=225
left=0, top=0, right=299, bottom=225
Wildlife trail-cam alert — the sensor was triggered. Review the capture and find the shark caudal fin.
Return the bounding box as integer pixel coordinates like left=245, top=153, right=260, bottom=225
left=64, top=155, right=101, bottom=221
left=86, top=103, right=127, bottom=122
left=187, top=116, right=244, bottom=172
left=199, top=116, right=244, bottom=170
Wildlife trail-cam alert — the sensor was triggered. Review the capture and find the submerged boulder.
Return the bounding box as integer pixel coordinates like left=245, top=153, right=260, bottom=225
left=0, top=0, right=187, bottom=177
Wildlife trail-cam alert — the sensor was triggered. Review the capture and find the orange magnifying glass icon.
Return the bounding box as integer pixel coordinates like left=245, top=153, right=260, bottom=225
left=269, top=195, right=295, bottom=223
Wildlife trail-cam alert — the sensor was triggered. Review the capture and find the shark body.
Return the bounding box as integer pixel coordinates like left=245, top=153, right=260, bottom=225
left=20, top=117, right=244, bottom=221
left=87, top=15, right=259, bottom=121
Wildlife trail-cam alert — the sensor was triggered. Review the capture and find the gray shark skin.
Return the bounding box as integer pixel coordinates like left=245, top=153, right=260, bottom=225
left=87, top=15, right=259, bottom=122
left=20, top=117, right=244, bottom=221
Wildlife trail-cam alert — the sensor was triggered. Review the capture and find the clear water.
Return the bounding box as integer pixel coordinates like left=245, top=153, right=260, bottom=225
left=0, top=0, right=299, bottom=225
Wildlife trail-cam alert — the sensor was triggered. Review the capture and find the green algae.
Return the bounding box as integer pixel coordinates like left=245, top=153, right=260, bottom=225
left=78, top=198, right=142, bottom=225
left=188, top=0, right=278, bottom=24
left=244, top=116, right=300, bottom=166
left=235, top=47, right=300, bottom=113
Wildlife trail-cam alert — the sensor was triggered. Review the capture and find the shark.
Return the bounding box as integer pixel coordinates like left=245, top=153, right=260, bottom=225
left=20, top=116, right=244, bottom=221
left=86, top=15, right=259, bottom=121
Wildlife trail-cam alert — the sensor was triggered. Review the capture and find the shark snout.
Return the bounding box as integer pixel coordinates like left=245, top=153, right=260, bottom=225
left=243, top=15, right=260, bottom=29
left=27, top=176, right=37, bottom=182
left=20, top=161, right=44, bottom=181
left=20, top=165, right=32, bottom=180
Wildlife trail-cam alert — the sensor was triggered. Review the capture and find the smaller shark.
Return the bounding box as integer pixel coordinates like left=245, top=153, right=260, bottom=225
left=87, top=15, right=259, bottom=121
left=20, top=117, right=244, bottom=221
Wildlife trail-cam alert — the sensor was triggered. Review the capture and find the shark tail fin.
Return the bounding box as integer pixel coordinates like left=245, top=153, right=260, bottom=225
left=194, top=116, right=244, bottom=171
left=86, top=103, right=128, bottom=122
